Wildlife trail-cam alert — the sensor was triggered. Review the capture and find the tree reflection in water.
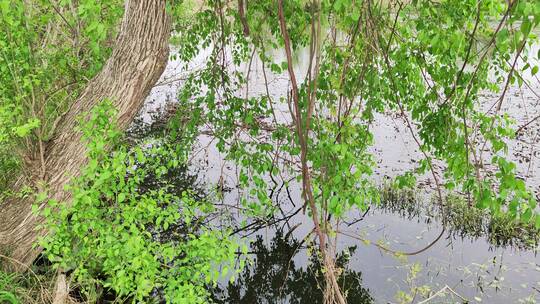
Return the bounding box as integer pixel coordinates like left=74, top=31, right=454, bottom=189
left=212, top=230, right=373, bottom=304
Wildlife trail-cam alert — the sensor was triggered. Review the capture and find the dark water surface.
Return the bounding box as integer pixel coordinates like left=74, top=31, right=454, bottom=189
left=209, top=176, right=540, bottom=304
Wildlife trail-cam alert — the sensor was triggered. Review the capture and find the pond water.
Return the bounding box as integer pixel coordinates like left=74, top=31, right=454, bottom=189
left=134, top=34, right=540, bottom=303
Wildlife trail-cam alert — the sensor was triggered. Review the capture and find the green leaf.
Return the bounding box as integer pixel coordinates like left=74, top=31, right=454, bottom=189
left=0, top=291, right=19, bottom=304
left=532, top=66, right=539, bottom=76
left=522, top=208, right=532, bottom=222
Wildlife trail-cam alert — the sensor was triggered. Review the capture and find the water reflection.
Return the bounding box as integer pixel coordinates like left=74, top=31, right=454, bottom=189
left=128, top=107, right=539, bottom=304
left=377, top=187, right=539, bottom=250
left=211, top=230, right=373, bottom=304
left=127, top=111, right=206, bottom=200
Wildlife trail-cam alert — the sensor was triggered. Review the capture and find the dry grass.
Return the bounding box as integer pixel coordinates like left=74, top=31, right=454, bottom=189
left=0, top=254, right=56, bottom=304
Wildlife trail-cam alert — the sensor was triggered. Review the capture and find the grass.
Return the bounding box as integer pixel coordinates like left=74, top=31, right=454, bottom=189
left=440, top=194, right=539, bottom=249
left=0, top=271, right=20, bottom=304
left=0, top=256, right=56, bottom=304
left=378, top=183, right=540, bottom=250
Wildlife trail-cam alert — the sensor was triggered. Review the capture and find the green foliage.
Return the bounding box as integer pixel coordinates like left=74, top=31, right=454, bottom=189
left=0, top=271, right=19, bottom=304
left=0, top=0, right=123, bottom=191
left=40, top=102, right=240, bottom=303
left=3, top=0, right=540, bottom=301
left=174, top=0, right=540, bottom=227
left=388, top=0, right=540, bottom=224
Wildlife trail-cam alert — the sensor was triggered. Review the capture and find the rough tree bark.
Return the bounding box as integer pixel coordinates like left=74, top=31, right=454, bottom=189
left=0, top=0, right=171, bottom=269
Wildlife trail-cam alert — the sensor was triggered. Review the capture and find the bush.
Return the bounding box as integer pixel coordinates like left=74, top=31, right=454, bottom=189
left=40, top=102, right=241, bottom=303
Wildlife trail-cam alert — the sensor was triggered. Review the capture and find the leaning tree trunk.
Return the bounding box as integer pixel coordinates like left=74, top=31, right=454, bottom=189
left=0, top=0, right=171, bottom=269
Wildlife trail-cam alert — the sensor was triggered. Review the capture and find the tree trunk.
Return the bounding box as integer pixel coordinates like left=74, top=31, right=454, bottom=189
left=0, top=0, right=171, bottom=269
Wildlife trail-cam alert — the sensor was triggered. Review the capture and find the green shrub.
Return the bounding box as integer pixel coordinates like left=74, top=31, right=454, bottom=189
left=40, top=102, right=242, bottom=303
